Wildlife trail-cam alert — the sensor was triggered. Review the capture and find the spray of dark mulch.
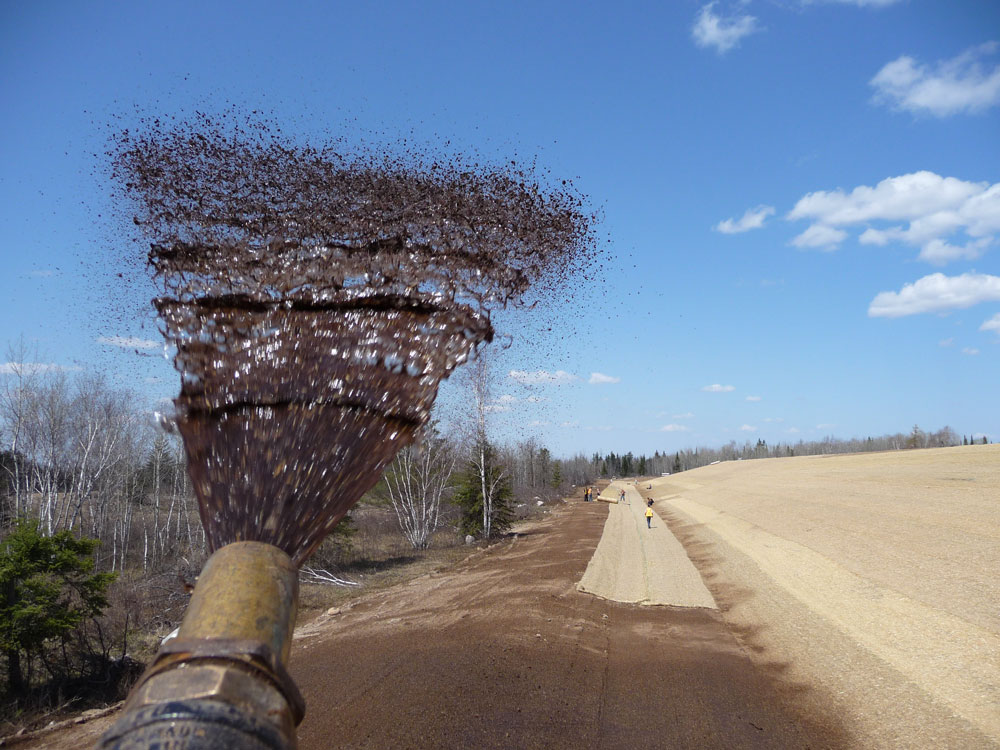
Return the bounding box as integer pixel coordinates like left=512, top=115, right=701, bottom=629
left=110, top=113, right=597, bottom=565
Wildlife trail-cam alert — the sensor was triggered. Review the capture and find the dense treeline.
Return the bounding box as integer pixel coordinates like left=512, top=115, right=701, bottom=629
left=587, top=424, right=981, bottom=479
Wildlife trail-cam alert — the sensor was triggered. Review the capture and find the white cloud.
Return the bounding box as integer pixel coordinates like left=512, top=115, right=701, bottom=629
left=962, top=347, right=980, bottom=355
left=527, top=420, right=549, bottom=427
left=0, top=361, right=82, bottom=375
left=740, top=424, right=756, bottom=431
left=660, top=424, right=690, bottom=432
left=763, top=417, right=784, bottom=423
left=980, top=313, right=1000, bottom=333
left=508, top=369, right=577, bottom=385
left=787, top=427, right=801, bottom=434
left=871, top=42, right=1000, bottom=117
left=868, top=272, right=1000, bottom=318
left=789, top=224, right=847, bottom=249
left=939, top=338, right=954, bottom=347
left=484, top=404, right=511, bottom=413
left=692, top=3, right=760, bottom=54
left=560, top=421, right=579, bottom=428
left=716, top=205, right=775, bottom=234
left=702, top=384, right=735, bottom=392
left=97, top=335, right=160, bottom=350
left=788, top=171, right=1000, bottom=263
left=589, top=372, right=621, bottom=385
left=525, top=395, right=546, bottom=403
left=497, top=394, right=517, bottom=403
left=917, top=237, right=992, bottom=265
left=745, top=395, right=762, bottom=402
left=672, top=412, right=695, bottom=419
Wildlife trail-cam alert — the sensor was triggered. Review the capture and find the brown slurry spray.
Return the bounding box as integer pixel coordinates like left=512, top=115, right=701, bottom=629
left=110, top=112, right=597, bottom=565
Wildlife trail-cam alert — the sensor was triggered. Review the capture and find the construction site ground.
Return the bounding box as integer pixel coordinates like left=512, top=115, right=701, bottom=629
left=19, top=444, right=999, bottom=749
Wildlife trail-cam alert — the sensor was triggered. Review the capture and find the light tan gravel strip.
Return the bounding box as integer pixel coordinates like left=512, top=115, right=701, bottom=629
left=577, top=482, right=716, bottom=608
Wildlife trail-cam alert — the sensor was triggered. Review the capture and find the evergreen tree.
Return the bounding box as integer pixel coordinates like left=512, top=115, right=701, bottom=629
left=0, top=521, right=116, bottom=695
left=453, top=439, right=513, bottom=539
left=550, top=461, right=563, bottom=489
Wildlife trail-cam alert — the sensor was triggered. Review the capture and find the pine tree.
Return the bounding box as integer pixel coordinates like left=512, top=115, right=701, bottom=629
left=453, top=439, right=513, bottom=539
left=0, top=521, right=116, bottom=695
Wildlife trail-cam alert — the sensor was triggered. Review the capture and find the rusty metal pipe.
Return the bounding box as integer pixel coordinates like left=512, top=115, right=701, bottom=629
left=97, top=542, right=303, bottom=750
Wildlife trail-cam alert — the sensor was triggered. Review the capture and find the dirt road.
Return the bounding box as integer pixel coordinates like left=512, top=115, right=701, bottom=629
left=289, top=500, right=843, bottom=749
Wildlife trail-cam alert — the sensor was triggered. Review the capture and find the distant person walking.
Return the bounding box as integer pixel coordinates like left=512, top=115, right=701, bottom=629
left=584, top=487, right=591, bottom=502
left=645, top=505, right=653, bottom=528
left=619, top=488, right=627, bottom=504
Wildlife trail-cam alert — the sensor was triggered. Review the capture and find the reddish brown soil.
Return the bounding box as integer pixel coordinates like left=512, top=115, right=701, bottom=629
left=290, top=501, right=848, bottom=749
left=22, top=500, right=848, bottom=749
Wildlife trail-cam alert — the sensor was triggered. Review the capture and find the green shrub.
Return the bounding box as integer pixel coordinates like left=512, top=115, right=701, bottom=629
left=0, top=521, right=116, bottom=697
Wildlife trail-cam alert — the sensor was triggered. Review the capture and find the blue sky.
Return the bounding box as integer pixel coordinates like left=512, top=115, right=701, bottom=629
left=2, top=0, right=998, bottom=457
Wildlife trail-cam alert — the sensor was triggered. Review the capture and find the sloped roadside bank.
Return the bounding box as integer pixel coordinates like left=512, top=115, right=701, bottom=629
left=649, top=445, right=1000, bottom=750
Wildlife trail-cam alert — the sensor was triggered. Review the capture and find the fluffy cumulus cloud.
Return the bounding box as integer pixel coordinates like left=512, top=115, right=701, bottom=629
left=962, top=347, right=980, bottom=355
left=868, top=272, right=1000, bottom=318
left=589, top=372, right=621, bottom=385
left=692, top=3, right=760, bottom=54
left=508, top=369, right=577, bottom=385
left=870, top=42, right=1000, bottom=117
left=980, top=313, right=1000, bottom=334
left=702, top=383, right=735, bottom=392
left=789, top=223, right=848, bottom=249
left=740, top=424, right=756, bottom=431
left=660, top=424, right=690, bottom=432
left=97, top=335, right=160, bottom=349
left=788, top=171, right=1000, bottom=264
left=715, top=205, right=775, bottom=234
left=746, top=395, right=762, bottom=401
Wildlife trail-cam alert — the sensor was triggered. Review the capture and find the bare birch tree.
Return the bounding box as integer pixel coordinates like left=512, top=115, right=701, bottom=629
left=456, top=355, right=511, bottom=540
left=385, top=423, right=457, bottom=549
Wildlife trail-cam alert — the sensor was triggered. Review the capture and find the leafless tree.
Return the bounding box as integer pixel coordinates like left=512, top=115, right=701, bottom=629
left=385, top=422, right=457, bottom=549
left=462, top=355, right=510, bottom=540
